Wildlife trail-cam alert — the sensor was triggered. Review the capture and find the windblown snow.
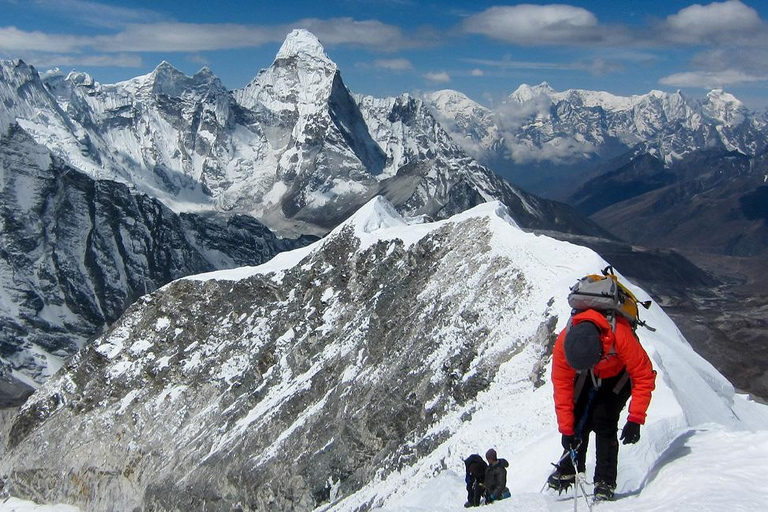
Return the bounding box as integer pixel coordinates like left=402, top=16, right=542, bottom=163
left=2, top=197, right=768, bottom=511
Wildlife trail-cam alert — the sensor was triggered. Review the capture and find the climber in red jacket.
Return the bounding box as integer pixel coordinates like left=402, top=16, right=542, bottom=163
left=547, top=309, right=656, bottom=501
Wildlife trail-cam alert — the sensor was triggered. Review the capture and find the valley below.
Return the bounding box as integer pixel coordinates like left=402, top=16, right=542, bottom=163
left=661, top=253, right=768, bottom=402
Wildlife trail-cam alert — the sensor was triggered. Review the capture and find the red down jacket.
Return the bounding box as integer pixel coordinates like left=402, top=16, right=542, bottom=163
left=552, top=309, right=656, bottom=436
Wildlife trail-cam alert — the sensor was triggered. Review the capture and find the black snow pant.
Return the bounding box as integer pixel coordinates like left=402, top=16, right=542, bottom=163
left=465, top=476, right=483, bottom=506
left=559, top=370, right=632, bottom=487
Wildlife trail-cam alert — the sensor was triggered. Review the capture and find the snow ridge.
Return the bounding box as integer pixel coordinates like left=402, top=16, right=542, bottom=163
left=3, top=197, right=767, bottom=512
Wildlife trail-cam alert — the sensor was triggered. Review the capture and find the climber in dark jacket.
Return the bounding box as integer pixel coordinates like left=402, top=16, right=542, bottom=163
left=483, top=449, right=511, bottom=503
left=463, top=454, right=487, bottom=507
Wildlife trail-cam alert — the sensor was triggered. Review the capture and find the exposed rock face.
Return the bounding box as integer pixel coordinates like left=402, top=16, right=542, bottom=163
left=0, top=126, right=309, bottom=389
left=1, top=199, right=572, bottom=511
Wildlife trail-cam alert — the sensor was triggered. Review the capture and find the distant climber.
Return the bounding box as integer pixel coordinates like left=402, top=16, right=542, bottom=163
left=483, top=449, right=511, bottom=503
left=547, top=309, right=656, bottom=501
left=463, top=454, right=487, bottom=507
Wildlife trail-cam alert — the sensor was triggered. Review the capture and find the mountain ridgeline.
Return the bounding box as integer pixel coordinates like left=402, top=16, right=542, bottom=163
left=0, top=31, right=605, bottom=240
left=425, top=85, right=768, bottom=199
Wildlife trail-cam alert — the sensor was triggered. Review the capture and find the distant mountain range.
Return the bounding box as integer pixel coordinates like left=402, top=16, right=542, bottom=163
left=425, top=84, right=768, bottom=199
left=2, top=28, right=765, bottom=401
left=1, top=30, right=603, bottom=240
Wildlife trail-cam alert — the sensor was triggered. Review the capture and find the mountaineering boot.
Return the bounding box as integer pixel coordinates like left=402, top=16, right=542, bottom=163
left=593, top=481, right=615, bottom=501
left=546, top=465, right=575, bottom=494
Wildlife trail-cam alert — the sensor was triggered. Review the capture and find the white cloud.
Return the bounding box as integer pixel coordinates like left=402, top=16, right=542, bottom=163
left=471, top=68, right=484, bottom=77
left=663, top=0, right=765, bottom=44
left=660, top=70, right=768, bottom=88
left=0, top=26, right=91, bottom=52
left=373, top=58, right=413, bottom=71
left=462, top=2, right=768, bottom=51
left=0, top=18, right=423, bottom=55
left=423, top=71, right=451, bottom=83
left=463, top=4, right=616, bottom=46
left=27, top=52, right=143, bottom=68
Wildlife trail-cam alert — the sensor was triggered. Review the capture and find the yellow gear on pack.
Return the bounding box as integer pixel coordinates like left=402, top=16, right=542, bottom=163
left=567, top=266, right=653, bottom=331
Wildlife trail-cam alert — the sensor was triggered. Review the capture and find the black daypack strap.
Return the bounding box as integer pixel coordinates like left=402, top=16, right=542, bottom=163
left=575, top=368, right=628, bottom=403
left=573, top=371, right=589, bottom=403
left=612, top=370, right=630, bottom=394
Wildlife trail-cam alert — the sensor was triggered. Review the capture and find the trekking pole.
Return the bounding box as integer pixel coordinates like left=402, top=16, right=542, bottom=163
left=570, top=449, right=578, bottom=512
left=569, top=449, right=593, bottom=512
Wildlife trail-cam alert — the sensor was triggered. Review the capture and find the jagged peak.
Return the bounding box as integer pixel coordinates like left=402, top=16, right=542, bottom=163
left=195, top=66, right=214, bottom=77
left=0, top=58, right=37, bottom=79
left=65, top=70, right=96, bottom=87
left=425, top=89, right=488, bottom=113
left=152, top=60, right=185, bottom=79
left=509, top=82, right=556, bottom=102
left=276, top=29, right=331, bottom=63
left=705, top=88, right=742, bottom=106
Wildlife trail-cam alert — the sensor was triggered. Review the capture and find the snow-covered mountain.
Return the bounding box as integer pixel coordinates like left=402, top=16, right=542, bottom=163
left=3, top=197, right=766, bottom=511
left=1, top=30, right=606, bottom=239
left=425, top=84, right=768, bottom=197
left=0, top=125, right=309, bottom=394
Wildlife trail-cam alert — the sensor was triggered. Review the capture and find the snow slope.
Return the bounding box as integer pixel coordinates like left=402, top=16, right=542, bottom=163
left=2, top=197, right=767, bottom=511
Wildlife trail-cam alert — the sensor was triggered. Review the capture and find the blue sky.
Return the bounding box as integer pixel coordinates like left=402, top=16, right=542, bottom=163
left=2, top=0, right=768, bottom=110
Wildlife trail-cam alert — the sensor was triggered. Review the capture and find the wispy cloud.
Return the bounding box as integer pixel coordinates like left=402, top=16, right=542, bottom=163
left=294, top=18, right=428, bottom=50
left=25, top=0, right=167, bottom=29
left=373, top=58, right=413, bottom=71
left=463, top=56, right=623, bottom=77
left=660, top=70, right=768, bottom=88
left=92, top=23, right=282, bottom=52
left=423, top=71, right=451, bottom=83
left=0, top=26, right=93, bottom=52
left=0, top=17, right=426, bottom=54
left=25, top=52, right=143, bottom=68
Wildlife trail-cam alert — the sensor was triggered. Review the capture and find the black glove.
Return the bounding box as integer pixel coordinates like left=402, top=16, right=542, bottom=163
left=620, top=421, right=641, bottom=444
left=561, top=434, right=579, bottom=451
